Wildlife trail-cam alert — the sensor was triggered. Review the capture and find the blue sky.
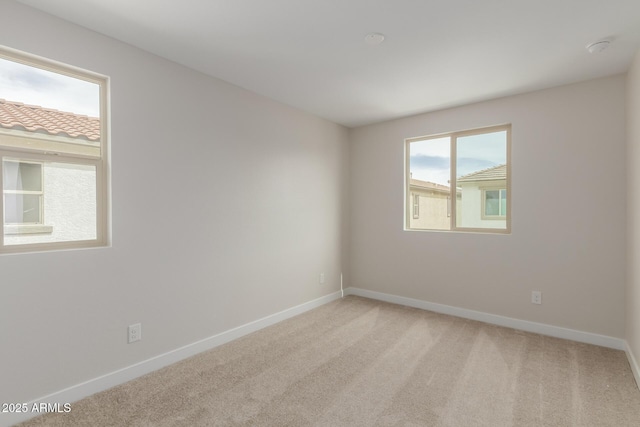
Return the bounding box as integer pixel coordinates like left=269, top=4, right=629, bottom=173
left=409, top=131, right=507, bottom=185
left=0, top=57, right=99, bottom=117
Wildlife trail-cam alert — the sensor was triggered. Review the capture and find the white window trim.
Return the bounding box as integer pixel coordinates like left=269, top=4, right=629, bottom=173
left=4, top=224, right=54, bottom=235
left=0, top=46, right=110, bottom=254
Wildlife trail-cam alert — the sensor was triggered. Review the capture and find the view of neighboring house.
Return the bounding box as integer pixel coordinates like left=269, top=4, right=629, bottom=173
left=0, top=99, right=99, bottom=245
left=409, top=164, right=507, bottom=231
left=408, top=178, right=460, bottom=230
left=456, top=164, right=507, bottom=229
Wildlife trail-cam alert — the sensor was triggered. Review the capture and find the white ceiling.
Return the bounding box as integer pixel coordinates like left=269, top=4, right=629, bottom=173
left=17, top=0, right=640, bottom=127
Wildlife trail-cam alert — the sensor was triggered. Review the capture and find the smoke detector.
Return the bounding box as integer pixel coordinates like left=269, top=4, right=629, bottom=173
left=365, top=33, right=385, bottom=46
left=586, top=40, right=611, bottom=54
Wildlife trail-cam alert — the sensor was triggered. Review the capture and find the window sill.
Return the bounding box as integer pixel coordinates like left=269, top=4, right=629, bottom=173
left=4, top=224, right=54, bottom=235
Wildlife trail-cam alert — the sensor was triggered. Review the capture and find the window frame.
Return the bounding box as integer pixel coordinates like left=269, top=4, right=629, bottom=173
left=0, top=46, right=110, bottom=254
left=405, top=124, right=511, bottom=234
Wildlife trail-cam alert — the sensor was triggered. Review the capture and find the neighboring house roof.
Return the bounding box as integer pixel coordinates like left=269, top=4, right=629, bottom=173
left=457, top=164, right=506, bottom=183
left=410, top=178, right=450, bottom=193
left=0, top=99, right=100, bottom=142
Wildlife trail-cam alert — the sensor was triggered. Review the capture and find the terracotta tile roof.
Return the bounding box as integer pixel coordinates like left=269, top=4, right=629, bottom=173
left=457, top=164, right=506, bottom=183
left=0, top=99, right=100, bottom=141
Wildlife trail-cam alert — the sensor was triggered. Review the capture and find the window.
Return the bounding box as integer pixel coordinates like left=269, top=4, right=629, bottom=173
left=412, top=194, right=420, bottom=219
left=0, top=47, right=109, bottom=253
left=483, top=188, right=507, bottom=218
left=406, top=125, right=510, bottom=233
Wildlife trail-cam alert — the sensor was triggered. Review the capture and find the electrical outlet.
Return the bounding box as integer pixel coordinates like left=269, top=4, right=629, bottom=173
left=319, top=273, right=325, bottom=284
left=128, top=323, right=142, bottom=343
left=531, top=291, right=542, bottom=305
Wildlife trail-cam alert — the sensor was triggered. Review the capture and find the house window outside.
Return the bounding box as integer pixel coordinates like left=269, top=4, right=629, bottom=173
left=0, top=47, right=109, bottom=253
left=406, top=125, right=510, bottom=233
left=3, top=160, right=43, bottom=224
left=413, top=194, right=420, bottom=219
left=483, top=188, right=507, bottom=218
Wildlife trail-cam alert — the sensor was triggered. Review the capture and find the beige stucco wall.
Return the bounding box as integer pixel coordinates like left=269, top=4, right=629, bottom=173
left=408, top=189, right=450, bottom=230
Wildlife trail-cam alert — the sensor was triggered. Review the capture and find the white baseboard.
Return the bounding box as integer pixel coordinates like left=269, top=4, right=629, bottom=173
left=626, top=341, right=640, bottom=390
left=344, top=287, right=625, bottom=350
left=1, top=291, right=343, bottom=427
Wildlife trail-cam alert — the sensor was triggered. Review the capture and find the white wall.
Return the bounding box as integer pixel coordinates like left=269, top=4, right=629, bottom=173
left=627, top=50, right=640, bottom=375
left=0, top=0, right=348, bottom=407
left=349, top=75, right=627, bottom=338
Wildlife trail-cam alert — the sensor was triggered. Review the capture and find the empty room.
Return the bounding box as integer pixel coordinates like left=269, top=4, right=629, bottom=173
left=2, top=0, right=640, bottom=425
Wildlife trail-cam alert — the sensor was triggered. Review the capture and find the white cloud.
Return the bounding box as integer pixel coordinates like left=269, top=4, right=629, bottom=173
left=0, top=57, right=100, bottom=117
left=409, top=131, right=507, bottom=185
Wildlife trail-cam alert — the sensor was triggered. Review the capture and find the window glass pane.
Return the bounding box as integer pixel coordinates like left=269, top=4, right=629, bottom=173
left=408, top=136, right=451, bottom=230
left=456, top=131, right=507, bottom=229
left=485, top=190, right=500, bottom=216
left=4, top=194, right=41, bottom=223
left=0, top=49, right=107, bottom=253
left=3, top=161, right=42, bottom=191
left=4, top=162, right=97, bottom=245
left=500, top=189, right=507, bottom=215
left=0, top=57, right=101, bottom=157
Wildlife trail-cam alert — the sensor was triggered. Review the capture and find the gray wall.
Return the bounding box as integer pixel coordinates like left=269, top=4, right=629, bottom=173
left=349, top=75, right=627, bottom=338
left=0, top=0, right=349, bottom=404
left=627, top=51, right=640, bottom=372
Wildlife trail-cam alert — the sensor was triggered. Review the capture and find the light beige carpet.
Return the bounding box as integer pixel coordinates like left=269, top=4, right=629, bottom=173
left=19, top=296, right=640, bottom=426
